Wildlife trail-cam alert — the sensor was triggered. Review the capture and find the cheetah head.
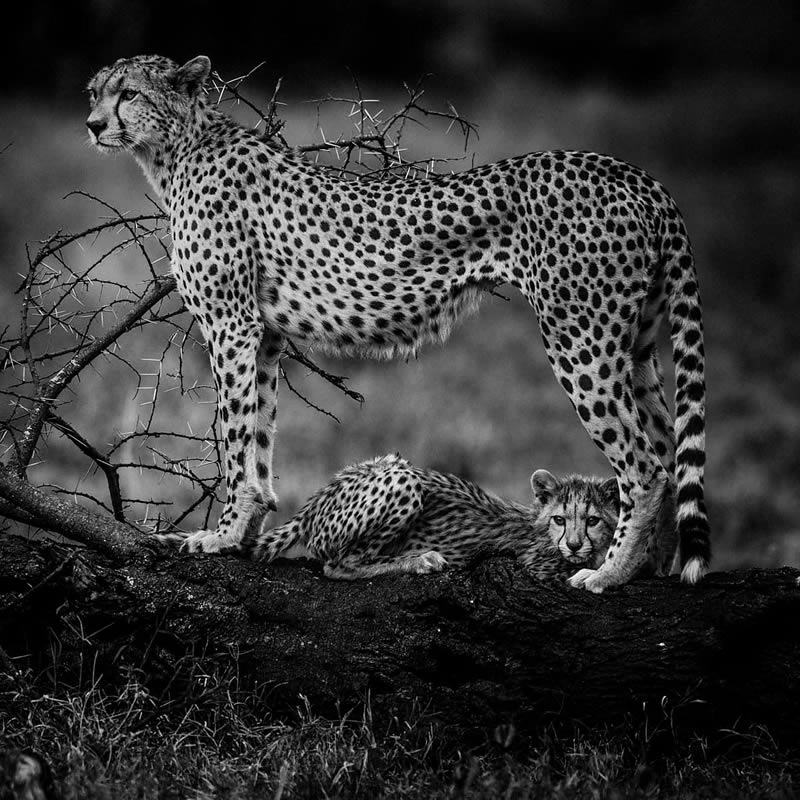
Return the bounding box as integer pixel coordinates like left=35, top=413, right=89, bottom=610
left=86, top=54, right=211, bottom=155
left=529, top=470, right=619, bottom=567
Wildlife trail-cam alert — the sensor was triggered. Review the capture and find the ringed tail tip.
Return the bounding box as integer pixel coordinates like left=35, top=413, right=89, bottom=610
left=680, top=556, right=708, bottom=585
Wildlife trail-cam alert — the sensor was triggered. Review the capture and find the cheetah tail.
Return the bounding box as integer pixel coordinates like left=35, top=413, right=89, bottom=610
left=666, top=236, right=710, bottom=584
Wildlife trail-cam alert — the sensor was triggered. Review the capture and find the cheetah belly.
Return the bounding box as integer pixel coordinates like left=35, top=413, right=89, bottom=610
left=257, top=270, right=489, bottom=359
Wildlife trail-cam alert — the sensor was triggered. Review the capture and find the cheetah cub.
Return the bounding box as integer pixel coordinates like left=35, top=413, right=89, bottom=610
left=245, top=455, right=619, bottom=581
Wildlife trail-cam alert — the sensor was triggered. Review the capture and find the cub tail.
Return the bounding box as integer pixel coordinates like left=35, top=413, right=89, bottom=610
left=244, top=515, right=304, bottom=562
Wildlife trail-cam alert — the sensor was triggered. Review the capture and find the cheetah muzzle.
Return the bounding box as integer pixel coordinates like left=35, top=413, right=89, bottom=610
left=86, top=54, right=710, bottom=591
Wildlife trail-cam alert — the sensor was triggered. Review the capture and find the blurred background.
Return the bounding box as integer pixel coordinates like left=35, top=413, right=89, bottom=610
left=1, top=0, right=798, bottom=569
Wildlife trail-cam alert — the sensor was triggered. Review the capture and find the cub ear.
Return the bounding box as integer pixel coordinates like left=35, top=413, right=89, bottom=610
left=173, top=55, right=211, bottom=96
left=599, top=476, right=620, bottom=512
left=530, top=469, right=557, bottom=503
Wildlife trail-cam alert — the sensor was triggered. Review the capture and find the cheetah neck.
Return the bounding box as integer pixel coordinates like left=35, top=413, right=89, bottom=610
left=134, top=101, right=222, bottom=211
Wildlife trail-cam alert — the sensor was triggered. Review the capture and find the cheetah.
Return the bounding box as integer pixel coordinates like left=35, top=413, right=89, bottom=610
left=86, top=54, right=709, bottom=592
left=246, top=454, right=619, bottom=581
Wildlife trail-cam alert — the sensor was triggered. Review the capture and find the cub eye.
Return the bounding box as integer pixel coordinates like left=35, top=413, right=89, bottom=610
left=88, top=88, right=97, bottom=104
left=587, top=516, right=600, bottom=527
left=552, top=515, right=565, bottom=526
left=120, top=89, right=139, bottom=102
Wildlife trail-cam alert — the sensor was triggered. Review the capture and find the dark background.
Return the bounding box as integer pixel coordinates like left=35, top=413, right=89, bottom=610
left=5, top=0, right=799, bottom=94
left=1, top=0, right=799, bottom=569
left=4, top=0, right=798, bottom=300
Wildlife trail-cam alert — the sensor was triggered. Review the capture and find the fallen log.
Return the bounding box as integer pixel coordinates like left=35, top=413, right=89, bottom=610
left=1, top=535, right=799, bottom=743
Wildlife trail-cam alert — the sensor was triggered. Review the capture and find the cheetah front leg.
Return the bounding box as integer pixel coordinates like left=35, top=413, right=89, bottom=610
left=568, top=470, right=669, bottom=592
left=253, top=329, right=285, bottom=514
left=162, top=317, right=267, bottom=553
left=542, top=342, right=667, bottom=592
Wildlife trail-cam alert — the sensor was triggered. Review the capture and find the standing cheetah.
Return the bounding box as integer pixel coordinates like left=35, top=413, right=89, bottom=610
left=246, top=454, right=619, bottom=581
left=86, top=55, right=709, bottom=592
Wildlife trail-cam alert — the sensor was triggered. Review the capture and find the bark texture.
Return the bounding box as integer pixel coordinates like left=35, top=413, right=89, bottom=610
left=1, top=535, right=799, bottom=742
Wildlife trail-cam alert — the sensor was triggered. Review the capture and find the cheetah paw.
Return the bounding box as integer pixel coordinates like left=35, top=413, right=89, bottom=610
left=154, top=528, right=242, bottom=553
left=567, top=567, right=614, bottom=594
left=412, top=551, right=447, bottom=574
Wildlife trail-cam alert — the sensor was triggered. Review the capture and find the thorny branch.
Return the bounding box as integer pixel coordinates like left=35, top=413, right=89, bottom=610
left=0, top=65, right=476, bottom=552
left=209, top=64, right=287, bottom=144
left=45, top=411, right=125, bottom=522
left=300, top=73, right=478, bottom=178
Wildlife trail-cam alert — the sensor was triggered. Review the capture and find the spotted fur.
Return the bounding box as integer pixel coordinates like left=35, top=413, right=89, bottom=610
left=245, top=454, right=618, bottom=580
left=86, top=54, right=709, bottom=592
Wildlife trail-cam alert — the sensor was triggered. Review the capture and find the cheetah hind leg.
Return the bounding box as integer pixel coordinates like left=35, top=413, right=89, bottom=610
left=631, top=330, right=679, bottom=575
left=561, top=368, right=670, bottom=595
left=323, top=551, right=447, bottom=581
left=568, top=294, right=679, bottom=584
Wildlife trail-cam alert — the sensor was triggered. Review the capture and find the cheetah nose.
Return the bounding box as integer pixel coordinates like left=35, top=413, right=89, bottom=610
left=87, top=119, right=107, bottom=137
left=567, top=540, right=582, bottom=553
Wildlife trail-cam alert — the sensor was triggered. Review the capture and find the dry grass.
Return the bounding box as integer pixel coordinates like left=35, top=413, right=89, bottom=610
left=2, top=669, right=797, bottom=799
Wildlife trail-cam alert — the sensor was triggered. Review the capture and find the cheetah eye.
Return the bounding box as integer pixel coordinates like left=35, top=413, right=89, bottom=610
left=552, top=515, right=565, bottom=526
left=120, top=88, right=139, bottom=102
left=587, top=516, right=600, bottom=527
left=88, top=88, right=97, bottom=104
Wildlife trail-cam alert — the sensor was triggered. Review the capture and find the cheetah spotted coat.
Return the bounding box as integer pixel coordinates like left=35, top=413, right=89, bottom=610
left=247, top=454, right=618, bottom=581
left=86, top=55, right=709, bottom=592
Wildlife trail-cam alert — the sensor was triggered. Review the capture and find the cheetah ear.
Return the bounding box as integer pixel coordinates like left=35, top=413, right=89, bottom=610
left=172, top=55, right=211, bottom=96
left=599, top=477, right=620, bottom=512
left=530, top=469, right=557, bottom=504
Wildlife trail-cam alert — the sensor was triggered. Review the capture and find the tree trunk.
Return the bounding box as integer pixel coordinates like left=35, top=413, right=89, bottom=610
left=2, top=535, right=799, bottom=743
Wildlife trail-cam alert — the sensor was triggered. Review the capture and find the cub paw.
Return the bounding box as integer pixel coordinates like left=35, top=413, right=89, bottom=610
left=567, top=568, right=596, bottom=590
left=413, top=551, right=447, bottom=574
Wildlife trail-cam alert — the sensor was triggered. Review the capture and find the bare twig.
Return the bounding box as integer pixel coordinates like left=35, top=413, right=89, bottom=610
left=10, top=274, right=176, bottom=473
left=285, top=342, right=365, bottom=405
left=45, top=411, right=126, bottom=522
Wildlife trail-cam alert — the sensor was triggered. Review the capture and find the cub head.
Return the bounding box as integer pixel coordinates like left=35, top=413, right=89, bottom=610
left=86, top=55, right=211, bottom=154
left=529, top=469, right=619, bottom=567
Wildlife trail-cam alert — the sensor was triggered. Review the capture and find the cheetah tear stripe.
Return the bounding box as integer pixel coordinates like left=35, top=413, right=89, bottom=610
left=87, top=55, right=710, bottom=588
